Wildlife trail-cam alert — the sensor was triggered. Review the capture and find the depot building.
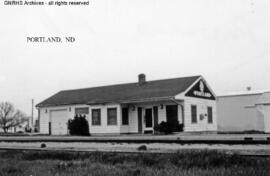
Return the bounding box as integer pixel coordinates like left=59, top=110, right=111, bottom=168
left=36, top=74, right=217, bottom=135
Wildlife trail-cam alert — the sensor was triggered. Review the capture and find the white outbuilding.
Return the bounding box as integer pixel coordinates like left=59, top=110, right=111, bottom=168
left=217, top=90, right=270, bottom=133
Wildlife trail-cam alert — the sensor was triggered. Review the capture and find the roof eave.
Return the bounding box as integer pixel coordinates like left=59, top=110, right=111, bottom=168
left=86, top=96, right=177, bottom=105
left=36, top=102, right=86, bottom=108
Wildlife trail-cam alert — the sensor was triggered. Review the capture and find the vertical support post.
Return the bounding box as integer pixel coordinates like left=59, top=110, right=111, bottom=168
left=137, top=107, right=142, bottom=133
left=49, top=122, right=51, bottom=135
left=31, top=99, right=34, bottom=128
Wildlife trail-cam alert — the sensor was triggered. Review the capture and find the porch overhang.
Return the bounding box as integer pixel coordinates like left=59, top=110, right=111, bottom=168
left=86, top=96, right=184, bottom=106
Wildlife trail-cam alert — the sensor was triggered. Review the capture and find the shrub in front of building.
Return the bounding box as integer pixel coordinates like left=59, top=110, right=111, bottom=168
left=67, top=114, right=90, bottom=136
left=154, top=121, right=183, bottom=134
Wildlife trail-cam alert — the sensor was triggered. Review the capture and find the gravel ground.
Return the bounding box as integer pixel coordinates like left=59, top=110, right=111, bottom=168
left=0, top=142, right=269, bottom=155
left=0, top=134, right=269, bottom=155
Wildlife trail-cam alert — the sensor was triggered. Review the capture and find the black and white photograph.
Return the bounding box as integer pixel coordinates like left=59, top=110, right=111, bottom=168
left=0, top=0, right=269, bottom=175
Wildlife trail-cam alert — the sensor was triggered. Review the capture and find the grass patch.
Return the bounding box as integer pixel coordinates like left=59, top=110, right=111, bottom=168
left=0, top=150, right=269, bottom=176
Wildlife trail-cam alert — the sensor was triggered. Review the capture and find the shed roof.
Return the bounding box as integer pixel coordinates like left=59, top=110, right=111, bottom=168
left=217, top=90, right=268, bottom=97
left=256, top=92, right=270, bottom=105
left=36, top=75, right=200, bottom=107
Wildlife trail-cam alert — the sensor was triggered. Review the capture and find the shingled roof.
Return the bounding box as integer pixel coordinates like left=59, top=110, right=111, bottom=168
left=36, top=75, right=200, bottom=107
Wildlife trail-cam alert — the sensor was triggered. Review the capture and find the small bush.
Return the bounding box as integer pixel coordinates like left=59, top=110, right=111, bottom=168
left=25, top=127, right=32, bottom=133
left=34, top=127, right=38, bottom=133
left=67, top=114, right=90, bottom=136
left=154, top=121, right=183, bottom=134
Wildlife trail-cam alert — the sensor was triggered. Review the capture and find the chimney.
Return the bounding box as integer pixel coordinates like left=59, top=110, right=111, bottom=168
left=246, top=86, right=251, bottom=91
left=138, top=73, right=146, bottom=86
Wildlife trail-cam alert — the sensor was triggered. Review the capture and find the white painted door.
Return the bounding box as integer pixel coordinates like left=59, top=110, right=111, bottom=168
left=50, top=109, right=68, bottom=135
left=264, top=105, right=270, bottom=133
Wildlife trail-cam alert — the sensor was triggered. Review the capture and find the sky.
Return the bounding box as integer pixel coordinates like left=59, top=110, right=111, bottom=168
left=0, top=0, right=270, bottom=116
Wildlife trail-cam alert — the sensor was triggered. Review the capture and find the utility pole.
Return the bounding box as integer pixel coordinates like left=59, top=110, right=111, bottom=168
left=31, top=99, right=34, bottom=128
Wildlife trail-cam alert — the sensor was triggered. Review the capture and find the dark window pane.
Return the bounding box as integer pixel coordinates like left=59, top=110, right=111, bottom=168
left=108, top=108, right=117, bottom=125
left=166, top=105, right=178, bottom=123
left=122, top=108, right=129, bottom=125
left=191, top=105, right=197, bottom=123
left=75, top=107, right=89, bottom=115
left=92, top=109, right=101, bottom=125
left=208, top=107, right=213, bottom=123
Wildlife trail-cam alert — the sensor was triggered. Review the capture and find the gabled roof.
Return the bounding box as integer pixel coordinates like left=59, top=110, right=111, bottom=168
left=36, top=75, right=200, bottom=107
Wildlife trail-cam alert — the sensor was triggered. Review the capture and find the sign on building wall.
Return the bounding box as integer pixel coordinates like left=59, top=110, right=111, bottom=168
left=185, top=80, right=216, bottom=100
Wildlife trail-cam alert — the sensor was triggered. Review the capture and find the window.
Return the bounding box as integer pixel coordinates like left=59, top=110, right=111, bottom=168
left=207, top=107, right=213, bottom=123
left=92, top=109, right=101, bottom=125
left=107, top=108, right=117, bottom=125
left=122, top=108, right=129, bottom=125
left=191, top=105, right=197, bottom=123
left=75, top=107, right=89, bottom=115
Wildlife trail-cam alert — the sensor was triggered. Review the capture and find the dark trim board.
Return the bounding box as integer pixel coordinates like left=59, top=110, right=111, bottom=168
left=48, top=122, right=51, bottom=135
left=153, top=106, right=158, bottom=127
left=137, top=107, right=142, bottom=133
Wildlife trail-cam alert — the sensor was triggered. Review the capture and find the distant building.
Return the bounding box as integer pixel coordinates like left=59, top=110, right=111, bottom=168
left=36, top=74, right=217, bottom=135
left=217, top=90, right=270, bottom=133
left=0, top=119, right=29, bottom=133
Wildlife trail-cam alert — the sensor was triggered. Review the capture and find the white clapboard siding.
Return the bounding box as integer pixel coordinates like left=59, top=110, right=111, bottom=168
left=184, top=97, right=217, bottom=132
left=39, top=108, right=49, bottom=134
left=264, top=105, right=270, bottom=133
left=89, top=104, right=121, bottom=134
left=39, top=104, right=89, bottom=134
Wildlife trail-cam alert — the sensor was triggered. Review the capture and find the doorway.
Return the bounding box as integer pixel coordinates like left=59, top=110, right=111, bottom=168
left=166, top=105, right=178, bottom=123
left=144, top=108, right=153, bottom=132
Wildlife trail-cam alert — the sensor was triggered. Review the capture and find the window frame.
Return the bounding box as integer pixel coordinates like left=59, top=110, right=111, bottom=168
left=107, top=108, right=117, bottom=126
left=122, top=107, right=129, bottom=125
left=91, top=109, right=101, bottom=126
left=191, top=105, right=197, bottom=124
left=207, top=106, right=213, bottom=124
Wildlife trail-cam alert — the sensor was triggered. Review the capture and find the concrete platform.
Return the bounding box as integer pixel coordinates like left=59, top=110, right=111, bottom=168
left=0, top=133, right=269, bottom=144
